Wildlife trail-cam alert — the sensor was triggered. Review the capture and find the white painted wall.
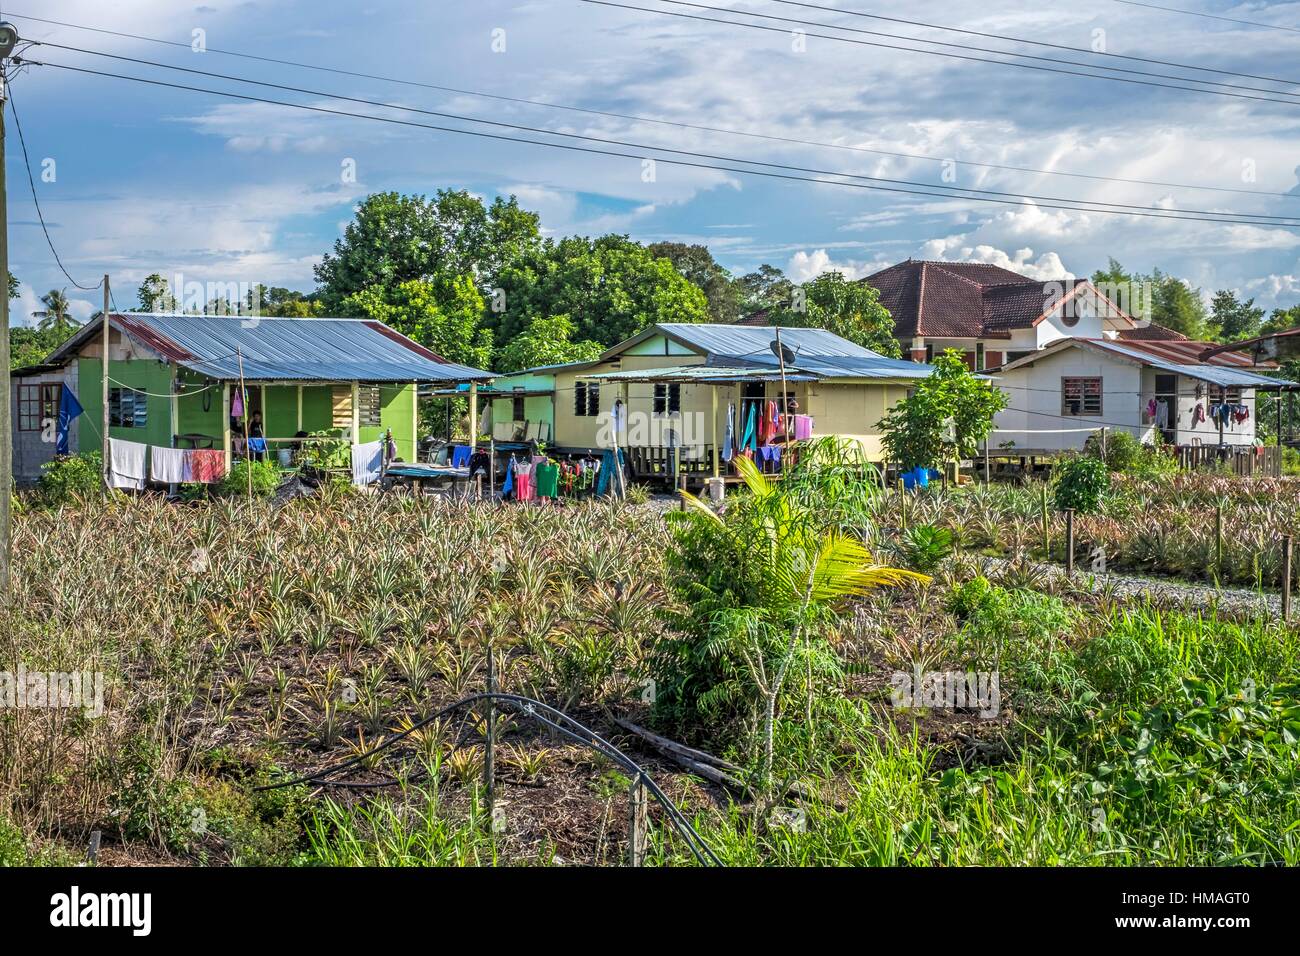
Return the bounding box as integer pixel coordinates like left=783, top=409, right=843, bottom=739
left=992, top=348, right=1152, bottom=452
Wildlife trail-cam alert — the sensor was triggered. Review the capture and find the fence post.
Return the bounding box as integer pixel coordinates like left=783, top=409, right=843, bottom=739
left=627, top=772, right=648, bottom=867
left=483, top=646, right=495, bottom=825
left=1283, top=535, right=1293, bottom=624
left=1214, top=503, right=1224, bottom=577
left=897, top=478, right=907, bottom=532
left=1040, top=484, right=1050, bottom=559
left=1065, top=509, right=1075, bottom=577
left=983, top=439, right=990, bottom=484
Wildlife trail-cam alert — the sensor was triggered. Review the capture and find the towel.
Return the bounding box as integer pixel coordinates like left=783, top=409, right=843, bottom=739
left=741, top=405, right=757, bottom=451
left=151, top=446, right=191, bottom=484
left=722, top=402, right=735, bottom=462
left=352, top=439, right=384, bottom=486
left=794, top=414, right=814, bottom=440
left=190, top=449, right=227, bottom=483
left=108, top=439, right=147, bottom=490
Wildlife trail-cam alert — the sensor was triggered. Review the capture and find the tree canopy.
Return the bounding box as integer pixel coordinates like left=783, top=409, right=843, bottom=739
left=343, top=275, right=493, bottom=371
left=768, top=272, right=900, bottom=357
left=494, top=313, right=604, bottom=373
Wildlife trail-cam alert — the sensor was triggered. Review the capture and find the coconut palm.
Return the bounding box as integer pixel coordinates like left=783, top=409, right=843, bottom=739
left=672, top=453, right=928, bottom=796
left=32, top=289, right=80, bottom=333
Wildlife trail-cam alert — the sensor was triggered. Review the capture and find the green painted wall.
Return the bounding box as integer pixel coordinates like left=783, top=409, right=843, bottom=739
left=176, top=367, right=223, bottom=442
left=300, top=385, right=335, bottom=433
left=77, top=357, right=175, bottom=451
left=263, top=386, right=299, bottom=437
left=360, top=383, right=416, bottom=459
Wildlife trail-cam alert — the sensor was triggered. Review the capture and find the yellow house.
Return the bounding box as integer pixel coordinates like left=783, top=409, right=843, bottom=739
left=489, top=323, right=936, bottom=478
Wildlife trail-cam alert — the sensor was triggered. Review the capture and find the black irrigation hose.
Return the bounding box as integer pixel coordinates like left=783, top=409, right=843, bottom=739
left=255, top=691, right=721, bottom=866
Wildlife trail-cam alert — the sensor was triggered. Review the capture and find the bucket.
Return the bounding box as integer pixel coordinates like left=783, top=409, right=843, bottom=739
left=277, top=448, right=293, bottom=468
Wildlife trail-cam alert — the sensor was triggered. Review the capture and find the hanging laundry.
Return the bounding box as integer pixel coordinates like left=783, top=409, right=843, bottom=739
left=1192, top=403, right=1206, bottom=426
left=1155, top=401, right=1169, bottom=430
left=722, top=402, right=735, bottom=462
left=514, top=460, right=536, bottom=502
left=108, top=439, right=147, bottom=491
left=151, top=446, right=191, bottom=484
left=351, top=439, right=384, bottom=486
left=501, top=460, right=514, bottom=495
left=1146, top=398, right=1157, bottom=421
left=189, top=449, right=227, bottom=484
left=740, top=404, right=757, bottom=451
left=535, top=461, right=559, bottom=498
left=231, top=387, right=245, bottom=420
left=57, top=383, right=84, bottom=455
left=450, top=445, right=472, bottom=469
left=793, top=414, right=814, bottom=441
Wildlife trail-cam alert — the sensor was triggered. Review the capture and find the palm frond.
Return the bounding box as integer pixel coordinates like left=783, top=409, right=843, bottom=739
left=811, top=534, right=930, bottom=601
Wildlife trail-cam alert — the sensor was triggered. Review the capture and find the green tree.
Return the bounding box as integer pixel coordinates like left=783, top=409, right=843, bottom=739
left=32, top=289, right=80, bottom=333
left=1090, top=259, right=1209, bottom=338
left=7, top=274, right=18, bottom=300
left=10, top=326, right=75, bottom=369
left=1210, top=289, right=1265, bottom=342
left=770, top=271, right=900, bottom=357
left=878, top=349, right=1008, bottom=472
left=1261, top=305, right=1300, bottom=336
left=135, top=273, right=177, bottom=312
left=647, top=241, right=743, bottom=322
left=315, top=191, right=541, bottom=310
left=736, top=264, right=795, bottom=313
left=494, top=313, right=603, bottom=372
left=490, top=234, right=709, bottom=347
left=344, top=275, right=493, bottom=370
left=243, top=284, right=324, bottom=317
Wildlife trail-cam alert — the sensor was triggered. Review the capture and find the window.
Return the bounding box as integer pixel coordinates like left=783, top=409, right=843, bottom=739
left=924, top=344, right=934, bottom=363
left=653, top=383, right=681, bottom=416
left=574, top=381, right=600, bottom=417
left=110, top=387, right=148, bottom=428
left=1061, top=377, right=1102, bottom=417
left=358, top=385, right=382, bottom=428
left=975, top=343, right=985, bottom=371
left=1210, top=385, right=1242, bottom=404
left=17, top=383, right=59, bottom=432
left=512, top=390, right=526, bottom=421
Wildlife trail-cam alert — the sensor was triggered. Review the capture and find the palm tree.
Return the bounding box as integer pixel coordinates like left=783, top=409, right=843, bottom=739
left=32, top=289, right=80, bottom=333
left=675, top=451, right=928, bottom=796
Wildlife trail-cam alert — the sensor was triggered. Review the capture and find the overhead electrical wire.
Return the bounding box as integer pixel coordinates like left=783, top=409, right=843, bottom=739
left=19, top=52, right=1300, bottom=228
left=581, top=0, right=1300, bottom=107
left=5, top=80, right=103, bottom=291
left=761, top=0, right=1300, bottom=87
left=1113, top=0, right=1300, bottom=35
left=7, top=11, right=1297, bottom=201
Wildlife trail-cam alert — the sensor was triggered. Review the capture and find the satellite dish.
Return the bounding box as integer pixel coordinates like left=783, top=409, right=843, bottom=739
left=0, top=23, right=19, bottom=59
left=770, top=339, right=796, bottom=365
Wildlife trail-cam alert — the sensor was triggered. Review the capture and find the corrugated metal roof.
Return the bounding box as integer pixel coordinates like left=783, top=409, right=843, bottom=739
left=656, top=323, right=888, bottom=360
left=590, top=365, right=818, bottom=383
left=50, top=313, right=493, bottom=383
left=1003, top=337, right=1295, bottom=389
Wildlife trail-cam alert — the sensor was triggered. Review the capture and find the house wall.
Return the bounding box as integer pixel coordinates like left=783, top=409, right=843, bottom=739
left=9, top=365, right=79, bottom=483
left=487, top=371, right=557, bottom=442
left=993, top=349, right=1152, bottom=452
left=359, top=383, right=418, bottom=460
left=1149, top=369, right=1257, bottom=447
left=76, top=357, right=176, bottom=453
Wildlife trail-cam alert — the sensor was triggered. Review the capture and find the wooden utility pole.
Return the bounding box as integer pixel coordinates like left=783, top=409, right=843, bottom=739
left=0, top=61, right=9, bottom=596
left=101, top=276, right=110, bottom=489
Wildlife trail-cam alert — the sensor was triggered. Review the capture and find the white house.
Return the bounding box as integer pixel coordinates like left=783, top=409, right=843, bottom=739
left=864, top=260, right=1289, bottom=455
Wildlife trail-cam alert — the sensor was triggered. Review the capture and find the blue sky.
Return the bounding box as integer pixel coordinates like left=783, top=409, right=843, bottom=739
left=5, top=0, right=1300, bottom=325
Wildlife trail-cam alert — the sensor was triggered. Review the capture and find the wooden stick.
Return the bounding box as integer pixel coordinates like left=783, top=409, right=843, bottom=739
left=1283, top=535, right=1293, bottom=623
left=627, top=773, right=647, bottom=867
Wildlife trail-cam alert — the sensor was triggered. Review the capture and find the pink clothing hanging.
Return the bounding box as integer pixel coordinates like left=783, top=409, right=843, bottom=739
left=793, top=415, right=814, bottom=440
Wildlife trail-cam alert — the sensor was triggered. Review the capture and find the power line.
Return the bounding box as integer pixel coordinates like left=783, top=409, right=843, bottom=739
left=583, top=0, right=1300, bottom=108
left=23, top=51, right=1300, bottom=227
left=9, top=10, right=1297, bottom=201
left=762, top=0, right=1300, bottom=87
left=5, top=81, right=102, bottom=291
left=1113, top=0, right=1300, bottom=35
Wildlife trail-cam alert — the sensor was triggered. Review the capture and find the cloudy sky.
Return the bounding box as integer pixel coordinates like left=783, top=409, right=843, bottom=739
left=5, top=0, right=1300, bottom=324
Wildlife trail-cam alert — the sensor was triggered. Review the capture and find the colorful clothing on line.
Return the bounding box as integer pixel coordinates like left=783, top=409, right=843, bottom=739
left=189, top=449, right=227, bottom=484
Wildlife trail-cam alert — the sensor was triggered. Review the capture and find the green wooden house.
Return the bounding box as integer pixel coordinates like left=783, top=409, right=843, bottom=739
left=28, top=312, right=492, bottom=478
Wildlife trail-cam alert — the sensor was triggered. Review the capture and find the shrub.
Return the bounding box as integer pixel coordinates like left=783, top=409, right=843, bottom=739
left=1083, top=430, right=1176, bottom=478
left=219, top=459, right=281, bottom=498
left=1053, top=456, right=1109, bottom=513
left=37, top=451, right=102, bottom=505
left=899, top=523, right=954, bottom=574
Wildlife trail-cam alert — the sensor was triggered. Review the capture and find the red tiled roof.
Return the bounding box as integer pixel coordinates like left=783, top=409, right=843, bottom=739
left=864, top=259, right=1137, bottom=341
left=1117, top=322, right=1187, bottom=341
left=1106, top=337, right=1270, bottom=369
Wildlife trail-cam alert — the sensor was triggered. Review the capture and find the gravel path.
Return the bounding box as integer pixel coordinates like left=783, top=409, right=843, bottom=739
left=978, top=555, right=1284, bottom=619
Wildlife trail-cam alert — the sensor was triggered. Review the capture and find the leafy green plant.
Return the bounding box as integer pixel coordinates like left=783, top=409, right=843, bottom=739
left=219, top=459, right=281, bottom=498
left=37, top=451, right=102, bottom=505
left=298, top=429, right=350, bottom=471
left=1053, top=456, right=1110, bottom=514
left=899, top=523, right=954, bottom=574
